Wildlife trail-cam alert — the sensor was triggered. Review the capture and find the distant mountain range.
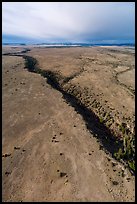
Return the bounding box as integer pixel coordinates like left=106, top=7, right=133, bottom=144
left=2, top=42, right=135, bottom=47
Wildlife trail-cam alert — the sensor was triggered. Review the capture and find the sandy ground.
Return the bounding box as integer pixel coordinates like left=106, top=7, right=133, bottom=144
left=2, top=47, right=135, bottom=202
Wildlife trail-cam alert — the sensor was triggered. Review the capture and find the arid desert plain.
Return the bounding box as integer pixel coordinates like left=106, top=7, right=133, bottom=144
left=2, top=46, right=135, bottom=202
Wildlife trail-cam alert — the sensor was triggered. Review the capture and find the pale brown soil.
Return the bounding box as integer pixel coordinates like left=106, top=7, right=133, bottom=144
left=27, top=46, right=135, bottom=137
left=2, top=46, right=135, bottom=202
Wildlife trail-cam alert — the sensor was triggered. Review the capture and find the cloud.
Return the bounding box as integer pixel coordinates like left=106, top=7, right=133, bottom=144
left=2, top=2, right=135, bottom=43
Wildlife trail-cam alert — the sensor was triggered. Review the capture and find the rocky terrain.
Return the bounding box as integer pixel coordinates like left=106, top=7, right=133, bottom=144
left=2, top=46, right=135, bottom=202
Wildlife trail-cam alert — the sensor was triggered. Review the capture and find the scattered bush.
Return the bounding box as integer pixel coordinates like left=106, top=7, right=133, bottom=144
left=119, top=124, right=126, bottom=134
left=114, top=148, right=123, bottom=160
left=128, top=160, right=135, bottom=172
left=99, top=117, right=104, bottom=123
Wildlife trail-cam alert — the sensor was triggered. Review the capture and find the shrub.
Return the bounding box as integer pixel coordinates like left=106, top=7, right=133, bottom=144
left=128, top=160, right=135, bottom=172
left=119, top=124, right=126, bottom=134
left=99, top=117, right=104, bottom=123
left=114, top=148, right=124, bottom=160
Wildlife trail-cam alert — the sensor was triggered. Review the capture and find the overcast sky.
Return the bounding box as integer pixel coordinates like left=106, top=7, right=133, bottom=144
left=2, top=2, right=135, bottom=43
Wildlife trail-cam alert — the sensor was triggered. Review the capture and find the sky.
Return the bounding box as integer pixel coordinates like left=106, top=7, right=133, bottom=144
left=2, top=2, right=135, bottom=44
